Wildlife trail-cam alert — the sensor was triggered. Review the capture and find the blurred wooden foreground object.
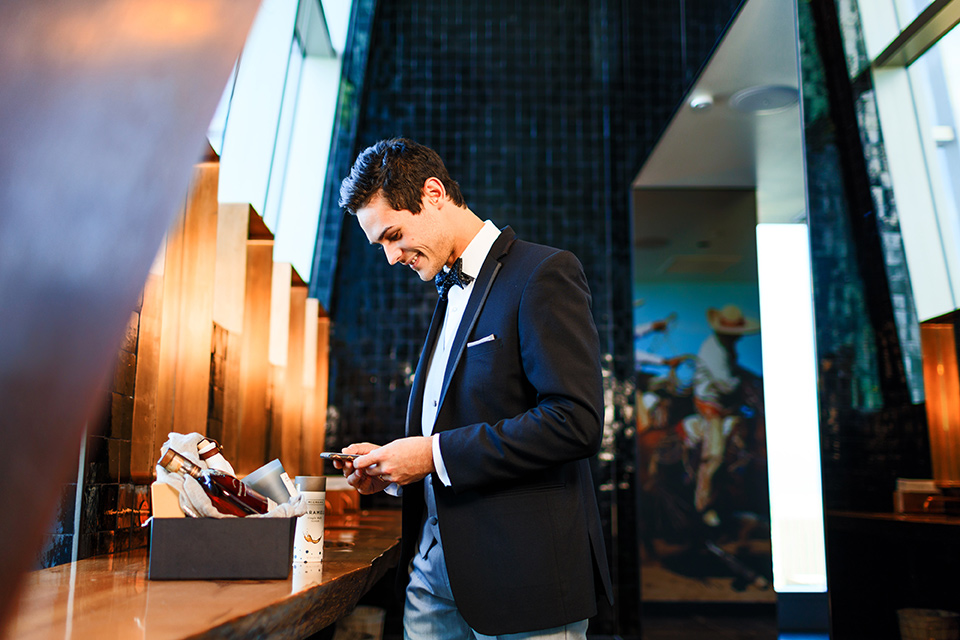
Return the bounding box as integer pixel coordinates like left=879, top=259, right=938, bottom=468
left=0, top=0, right=261, bottom=634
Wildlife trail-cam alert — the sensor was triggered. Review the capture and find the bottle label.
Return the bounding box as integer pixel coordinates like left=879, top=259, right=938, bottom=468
left=293, top=492, right=325, bottom=564
left=280, top=472, right=299, bottom=500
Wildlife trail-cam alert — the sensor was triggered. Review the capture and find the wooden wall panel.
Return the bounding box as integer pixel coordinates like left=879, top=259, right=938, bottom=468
left=116, top=173, right=325, bottom=485
left=315, top=315, right=330, bottom=457
left=155, top=206, right=186, bottom=454
left=222, top=330, right=244, bottom=468
left=206, top=323, right=228, bottom=446
left=213, top=203, right=251, bottom=465
left=237, top=240, right=274, bottom=475
left=267, top=364, right=285, bottom=464
left=302, top=308, right=330, bottom=476
left=281, top=281, right=308, bottom=477
left=171, top=162, right=219, bottom=435
left=921, top=323, right=960, bottom=485
left=266, top=262, right=292, bottom=468
left=213, top=203, right=250, bottom=334
left=300, top=299, right=320, bottom=476
left=269, top=263, right=292, bottom=367
left=130, top=262, right=164, bottom=483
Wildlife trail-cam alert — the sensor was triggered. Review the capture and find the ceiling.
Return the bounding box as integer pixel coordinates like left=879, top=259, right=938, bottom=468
left=632, top=0, right=805, bottom=283
left=632, top=188, right=759, bottom=283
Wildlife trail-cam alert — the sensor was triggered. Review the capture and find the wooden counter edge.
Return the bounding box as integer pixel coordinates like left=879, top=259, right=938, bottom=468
left=187, top=538, right=402, bottom=640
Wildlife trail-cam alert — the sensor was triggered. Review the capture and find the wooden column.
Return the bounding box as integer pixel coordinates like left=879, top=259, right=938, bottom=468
left=301, top=305, right=330, bottom=476
left=155, top=204, right=187, bottom=453
left=267, top=262, right=292, bottom=465
left=130, top=248, right=166, bottom=482
left=236, top=212, right=275, bottom=475
left=301, top=299, right=319, bottom=476
left=316, top=315, right=330, bottom=454
left=154, top=163, right=221, bottom=447
left=213, top=202, right=251, bottom=465
left=172, top=162, right=219, bottom=435
left=280, top=271, right=308, bottom=477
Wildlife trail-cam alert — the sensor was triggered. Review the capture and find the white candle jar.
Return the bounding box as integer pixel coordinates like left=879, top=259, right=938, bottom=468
left=293, top=476, right=326, bottom=564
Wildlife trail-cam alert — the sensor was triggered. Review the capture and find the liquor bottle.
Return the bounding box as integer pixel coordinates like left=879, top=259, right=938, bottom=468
left=158, top=448, right=275, bottom=516
left=197, top=438, right=237, bottom=476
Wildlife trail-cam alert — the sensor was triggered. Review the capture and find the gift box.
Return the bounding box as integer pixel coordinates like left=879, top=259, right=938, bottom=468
left=148, top=516, right=297, bottom=580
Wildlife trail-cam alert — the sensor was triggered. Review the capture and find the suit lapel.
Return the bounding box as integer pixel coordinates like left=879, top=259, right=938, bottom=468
left=436, top=228, right=516, bottom=416
left=406, top=296, right=447, bottom=437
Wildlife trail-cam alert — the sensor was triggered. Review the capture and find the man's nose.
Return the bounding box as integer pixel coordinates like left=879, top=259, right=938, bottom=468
left=385, top=245, right=402, bottom=265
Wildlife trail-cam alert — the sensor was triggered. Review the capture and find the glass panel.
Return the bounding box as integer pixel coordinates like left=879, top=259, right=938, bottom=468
left=263, top=39, right=304, bottom=231
left=830, top=0, right=926, bottom=401
left=894, top=0, right=938, bottom=28
left=909, top=26, right=960, bottom=276
left=836, top=0, right=871, bottom=79
left=207, top=62, right=238, bottom=157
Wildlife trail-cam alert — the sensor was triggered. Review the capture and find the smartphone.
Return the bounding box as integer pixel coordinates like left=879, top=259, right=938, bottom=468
left=319, top=452, right=360, bottom=462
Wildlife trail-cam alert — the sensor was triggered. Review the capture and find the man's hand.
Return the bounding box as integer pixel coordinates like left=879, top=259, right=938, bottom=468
left=333, top=442, right=391, bottom=495
left=354, top=436, right=435, bottom=486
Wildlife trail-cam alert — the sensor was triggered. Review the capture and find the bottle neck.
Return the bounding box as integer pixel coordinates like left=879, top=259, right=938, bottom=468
left=198, top=439, right=220, bottom=461
left=158, top=448, right=202, bottom=479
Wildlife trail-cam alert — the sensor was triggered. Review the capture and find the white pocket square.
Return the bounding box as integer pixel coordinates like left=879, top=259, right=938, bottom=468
left=467, top=334, right=496, bottom=347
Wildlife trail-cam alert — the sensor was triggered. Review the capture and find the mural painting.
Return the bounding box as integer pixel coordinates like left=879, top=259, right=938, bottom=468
left=634, top=283, right=774, bottom=603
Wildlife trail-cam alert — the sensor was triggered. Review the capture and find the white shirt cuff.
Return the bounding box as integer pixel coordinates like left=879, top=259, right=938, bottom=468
left=384, top=482, right=402, bottom=497
left=433, top=433, right=452, bottom=487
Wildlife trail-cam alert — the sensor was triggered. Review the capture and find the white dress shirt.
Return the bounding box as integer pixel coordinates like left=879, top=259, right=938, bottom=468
left=422, top=220, right=501, bottom=486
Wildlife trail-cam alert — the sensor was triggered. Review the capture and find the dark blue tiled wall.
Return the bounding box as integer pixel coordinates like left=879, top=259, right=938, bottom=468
left=313, top=0, right=743, bottom=633
left=37, top=476, right=79, bottom=568
left=797, top=0, right=930, bottom=514
left=798, top=3, right=938, bottom=633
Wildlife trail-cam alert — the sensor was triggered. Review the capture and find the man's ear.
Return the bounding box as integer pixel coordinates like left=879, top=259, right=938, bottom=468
left=422, top=177, right=446, bottom=209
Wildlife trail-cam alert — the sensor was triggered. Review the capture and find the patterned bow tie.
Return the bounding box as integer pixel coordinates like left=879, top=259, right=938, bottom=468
left=434, top=257, right=474, bottom=300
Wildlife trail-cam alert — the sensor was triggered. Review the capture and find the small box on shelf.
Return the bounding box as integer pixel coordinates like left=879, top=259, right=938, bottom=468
left=894, top=478, right=943, bottom=514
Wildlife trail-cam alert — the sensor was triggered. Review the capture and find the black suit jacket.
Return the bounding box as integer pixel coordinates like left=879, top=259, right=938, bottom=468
left=398, top=227, right=613, bottom=635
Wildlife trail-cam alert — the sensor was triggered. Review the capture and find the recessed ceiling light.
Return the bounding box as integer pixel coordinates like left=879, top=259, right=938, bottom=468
left=689, top=94, right=714, bottom=111
left=729, top=85, right=798, bottom=114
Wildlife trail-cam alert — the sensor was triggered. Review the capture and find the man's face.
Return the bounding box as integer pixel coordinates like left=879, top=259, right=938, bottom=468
left=356, top=192, right=455, bottom=282
left=717, top=332, right=741, bottom=349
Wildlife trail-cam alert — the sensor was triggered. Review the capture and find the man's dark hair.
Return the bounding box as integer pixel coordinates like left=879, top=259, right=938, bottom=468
left=339, top=138, right=466, bottom=215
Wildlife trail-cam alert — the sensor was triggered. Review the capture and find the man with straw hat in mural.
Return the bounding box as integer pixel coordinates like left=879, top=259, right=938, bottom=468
left=687, top=304, right=760, bottom=527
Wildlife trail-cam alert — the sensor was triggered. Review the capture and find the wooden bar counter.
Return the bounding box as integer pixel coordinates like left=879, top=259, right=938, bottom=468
left=8, top=510, right=401, bottom=640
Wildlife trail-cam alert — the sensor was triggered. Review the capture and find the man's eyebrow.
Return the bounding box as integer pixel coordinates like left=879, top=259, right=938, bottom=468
left=371, top=226, right=394, bottom=245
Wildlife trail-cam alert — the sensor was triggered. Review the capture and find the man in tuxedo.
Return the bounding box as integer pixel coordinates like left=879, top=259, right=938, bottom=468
left=334, top=138, right=612, bottom=639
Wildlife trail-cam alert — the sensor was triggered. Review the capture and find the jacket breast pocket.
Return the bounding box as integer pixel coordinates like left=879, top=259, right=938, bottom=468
left=484, top=481, right=567, bottom=501
left=465, top=336, right=502, bottom=357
